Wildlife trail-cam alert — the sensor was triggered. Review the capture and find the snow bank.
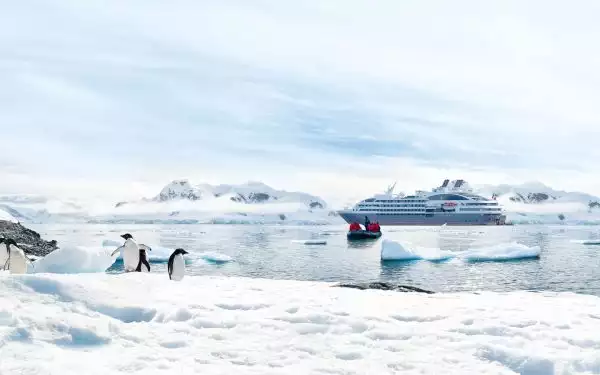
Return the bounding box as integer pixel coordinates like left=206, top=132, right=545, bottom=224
left=31, top=245, right=116, bottom=274
left=380, top=239, right=452, bottom=261
left=0, top=206, right=18, bottom=222
left=381, top=240, right=540, bottom=262
left=464, top=242, right=541, bottom=262
left=1, top=273, right=599, bottom=374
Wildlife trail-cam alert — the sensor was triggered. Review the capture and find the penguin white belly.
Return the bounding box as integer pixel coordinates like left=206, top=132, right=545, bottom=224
left=122, top=240, right=140, bottom=272
left=0, top=246, right=8, bottom=270
left=170, top=254, right=185, bottom=281
left=8, top=247, right=28, bottom=274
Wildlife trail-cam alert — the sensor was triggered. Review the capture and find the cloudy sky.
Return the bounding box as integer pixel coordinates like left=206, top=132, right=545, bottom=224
left=2, top=0, right=600, bottom=205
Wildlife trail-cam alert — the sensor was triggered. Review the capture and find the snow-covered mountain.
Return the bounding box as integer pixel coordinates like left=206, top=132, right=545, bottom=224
left=476, top=181, right=600, bottom=206
left=471, top=181, right=600, bottom=224
left=121, top=179, right=327, bottom=209
left=2, top=179, right=600, bottom=225
left=0, top=195, right=88, bottom=224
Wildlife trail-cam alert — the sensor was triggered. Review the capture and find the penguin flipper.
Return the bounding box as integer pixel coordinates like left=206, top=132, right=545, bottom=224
left=111, top=245, right=125, bottom=257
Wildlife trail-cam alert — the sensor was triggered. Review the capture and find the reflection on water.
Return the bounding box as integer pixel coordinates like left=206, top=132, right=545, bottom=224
left=29, top=223, right=600, bottom=296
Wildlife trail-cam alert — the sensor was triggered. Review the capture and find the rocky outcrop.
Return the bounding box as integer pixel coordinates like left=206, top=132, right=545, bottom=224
left=0, top=220, right=58, bottom=256
left=508, top=192, right=555, bottom=203
left=230, top=192, right=274, bottom=204
left=157, top=180, right=203, bottom=202
left=334, top=282, right=434, bottom=294
left=309, top=201, right=324, bottom=209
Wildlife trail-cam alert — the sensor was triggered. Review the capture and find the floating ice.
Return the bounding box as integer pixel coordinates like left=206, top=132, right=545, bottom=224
left=198, top=252, right=233, bottom=264
left=32, top=245, right=116, bottom=274
left=381, top=240, right=540, bottom=262
left=102, top=239, right=229, bottom=265
left=380, top=239, right=453, bottom=261
left=464, top=242, right=541, bottom=262
left=1, top=273, right=599, bottom=374
left=570, top=239, right=600, bottom=245
left=291, top=239, right=327, bottom=245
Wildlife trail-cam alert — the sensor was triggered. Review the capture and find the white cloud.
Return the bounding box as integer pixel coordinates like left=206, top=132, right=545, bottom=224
left=1, top=0, right=600, bottom=205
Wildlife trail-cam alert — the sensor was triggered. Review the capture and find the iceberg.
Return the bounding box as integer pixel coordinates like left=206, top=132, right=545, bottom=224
left=381, top=239, right=541, bottom=263
left=380, top=239, right=454, bottom=261
left=463, top=242, right=541, bottom=262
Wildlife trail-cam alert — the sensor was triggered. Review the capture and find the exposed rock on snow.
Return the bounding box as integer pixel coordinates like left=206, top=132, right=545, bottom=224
left=140, top=179, right=327, bottom=210
left=335, top=282, right=435, bottom=294
left=0, top=220, right=58, bottom=256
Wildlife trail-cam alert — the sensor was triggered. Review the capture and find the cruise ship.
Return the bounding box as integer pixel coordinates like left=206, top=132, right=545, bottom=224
left=337, top=179, right=506, bottom=226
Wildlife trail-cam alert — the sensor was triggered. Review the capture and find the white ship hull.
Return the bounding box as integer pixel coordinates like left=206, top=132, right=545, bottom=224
left=338, top=211, right=506, bottom=226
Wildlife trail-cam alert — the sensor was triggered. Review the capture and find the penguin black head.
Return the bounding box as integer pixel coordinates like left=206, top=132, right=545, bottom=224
left=3, top=238, right=17, bottom=247
left=121, top=233, right=133, bottom=240
left=174, top=248, right=188, bottom=255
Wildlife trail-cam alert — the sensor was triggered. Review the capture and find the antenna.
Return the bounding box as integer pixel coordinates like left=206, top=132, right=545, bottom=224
left=385, top=181, right=397, bottom=195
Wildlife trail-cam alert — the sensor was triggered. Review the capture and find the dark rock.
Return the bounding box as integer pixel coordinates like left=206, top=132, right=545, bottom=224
left=115, top=201, right=128, bottom=208
left=334, top=282, right=435, bottom=294
left=0, top=220, right=58, bottom=257
left=279, top=214, right=286, bottom=220
left=558, top=213, right=565, bottom=221
left=247, top=192, right=271, bottom=203
left=309, top=201, right=324, bottom=209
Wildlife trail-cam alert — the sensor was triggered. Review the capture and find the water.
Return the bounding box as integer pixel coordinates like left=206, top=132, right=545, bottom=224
left=29, top=223, right=600, bottom=296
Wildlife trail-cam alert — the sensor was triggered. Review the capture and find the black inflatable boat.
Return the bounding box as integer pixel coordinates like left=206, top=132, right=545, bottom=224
left=347, top=230, right=382, bottom=240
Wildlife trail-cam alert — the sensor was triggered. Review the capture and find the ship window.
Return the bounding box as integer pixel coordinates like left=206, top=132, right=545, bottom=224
left=428, top=194, right=469, bottom=201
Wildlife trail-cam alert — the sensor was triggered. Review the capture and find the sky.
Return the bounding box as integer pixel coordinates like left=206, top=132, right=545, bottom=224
left=2, top=0, right=600, bottom=207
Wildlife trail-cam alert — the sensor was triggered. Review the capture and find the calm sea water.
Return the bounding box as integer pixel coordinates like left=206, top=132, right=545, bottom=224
left=30, top=223, right=600, bottom=296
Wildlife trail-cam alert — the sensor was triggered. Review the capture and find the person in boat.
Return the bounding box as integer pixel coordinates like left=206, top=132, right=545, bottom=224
left=372, top=222, right=381, bottom=232
left=349, top=222, right=361, bottom=232
left=364, top=216, right=370, bottom=230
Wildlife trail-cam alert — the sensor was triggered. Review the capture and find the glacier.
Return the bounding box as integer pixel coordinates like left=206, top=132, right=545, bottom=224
left=1, top=273, right=600, bottom=374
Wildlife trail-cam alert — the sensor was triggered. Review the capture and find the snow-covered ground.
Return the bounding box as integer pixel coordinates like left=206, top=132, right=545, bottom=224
left=1, top=273, right=600, bottom=374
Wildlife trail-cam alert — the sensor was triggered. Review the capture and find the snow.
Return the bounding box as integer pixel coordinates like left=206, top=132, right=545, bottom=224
left=381, top=240, right=540, bottom=262
left=1, top=273, right=600, bottom=374
left=31, top=245, right=116, bottom=274
left=0, top=207, right=18, bottom=222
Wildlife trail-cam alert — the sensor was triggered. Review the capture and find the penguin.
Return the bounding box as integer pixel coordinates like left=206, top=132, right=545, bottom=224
left=111, top=233, right=151, bottom=272
left=167, top=248, right=188, bottom=281
left=135, top=248, right=151, bottom=272
left=2, top=238, right=32, bottom=274
left=0, top=237, right=9, bottom=270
